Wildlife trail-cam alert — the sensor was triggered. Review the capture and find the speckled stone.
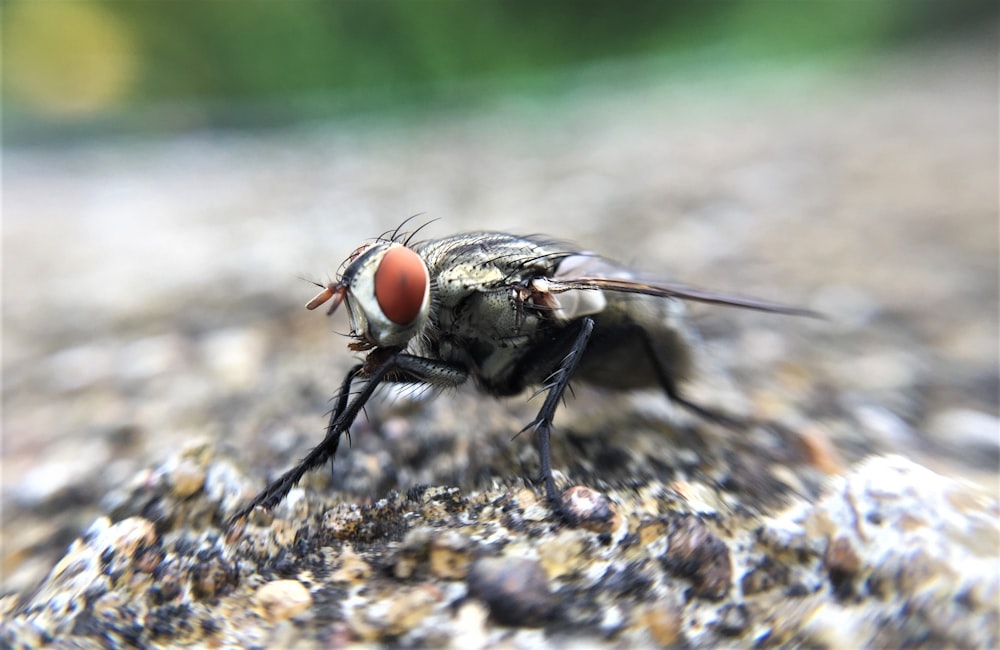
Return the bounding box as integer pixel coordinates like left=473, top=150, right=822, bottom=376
left=715, top=602, right=750, bottom=637
left=2, top=449, right=997, bottom=648
left=466, top=555, right=557, bottom=628
left=661, top=514, right=733, bottom=601
left=633, top=600, right=683, bottom=646
left=253, top=579, right=312, bottom=622
left=759, top=454, right=1000, bottom=648
left=560, top=485, right=623, bottom=534
left=428, top=530, right=474, bottom=580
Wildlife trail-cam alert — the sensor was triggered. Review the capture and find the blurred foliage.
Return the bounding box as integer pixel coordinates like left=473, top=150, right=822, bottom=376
left=2, top=0, right=996, bottom=142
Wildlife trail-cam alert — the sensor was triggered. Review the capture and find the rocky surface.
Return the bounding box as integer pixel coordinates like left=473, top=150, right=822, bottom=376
left=2, top=452, right=996, bottom=648
left=3, top=44, right=997, bottom=647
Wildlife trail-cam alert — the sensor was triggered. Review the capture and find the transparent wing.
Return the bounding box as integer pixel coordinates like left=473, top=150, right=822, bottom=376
left=545, top=253, right=820, bottom=318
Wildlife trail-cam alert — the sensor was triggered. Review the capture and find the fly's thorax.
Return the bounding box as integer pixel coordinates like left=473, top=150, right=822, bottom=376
left=433, top=262, right=506, bottom=306
left=341, top=242, right=431, bottom=348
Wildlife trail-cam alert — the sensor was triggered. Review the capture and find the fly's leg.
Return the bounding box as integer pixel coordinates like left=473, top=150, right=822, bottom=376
left=393, top=354, right=470, bottom=388
left=328, top=363, right=362, bottom=475
left=229, top=353, right=468, bottom=526
left=323, top=353, right=470, bottom=476
left=228, top=362, right=379, bottom=525
left=520, top=316, right=596, bottom=508
left=638, top=329, right=746, bottom=430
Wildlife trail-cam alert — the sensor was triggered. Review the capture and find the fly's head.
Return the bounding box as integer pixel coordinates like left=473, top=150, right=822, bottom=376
left=306, top=242, right=431, bottom=350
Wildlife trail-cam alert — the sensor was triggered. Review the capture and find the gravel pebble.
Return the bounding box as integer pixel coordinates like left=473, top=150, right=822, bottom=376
left=715, top=602, right=750, bottom=637
left=560, top=485, right=623, bottom=534
left=253, top=579, right=313, bottom=622
left=467, top=556, right=557, bottom=628
left=661, top=515, right=733, bottom=601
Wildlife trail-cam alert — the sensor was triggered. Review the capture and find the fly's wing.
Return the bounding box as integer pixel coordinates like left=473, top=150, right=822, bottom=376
left=537, top=253, right=820, bottom=319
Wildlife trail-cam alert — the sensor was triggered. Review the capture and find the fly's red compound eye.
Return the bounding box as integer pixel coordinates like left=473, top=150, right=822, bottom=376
left=374, top=247, right=427, bottom=324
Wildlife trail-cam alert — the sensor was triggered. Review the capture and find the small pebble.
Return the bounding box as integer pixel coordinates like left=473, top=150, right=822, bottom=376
left=824, top=536, right=861, bottom=599
left=635, top=601, right=682, bottom=646
left=428, top=530, right=473, bottom=580
left=661, top=515, right=732, bottom=601
left=254, top=580, right=312, bottom=622
left=561, top=485, right=621, bottom=533
left=716, top=602, right=750, bottom=637
left=383, top=585, right=440, bottom=636
left=331, top=545, right=372, bottom=583
left=741, top=555, right=790, bottom=596
left=537, top=531, right=585, bottom=580
left=467, top=556, right=556, bottom=627
left=392, top=526, right=433, bottom=579
left=169, top=458, right=207, bottom=498
left=795, top=424, right=844, bottom=474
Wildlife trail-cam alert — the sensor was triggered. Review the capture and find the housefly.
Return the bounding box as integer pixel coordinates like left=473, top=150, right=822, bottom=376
left=230, top=224, right=816, bottom=524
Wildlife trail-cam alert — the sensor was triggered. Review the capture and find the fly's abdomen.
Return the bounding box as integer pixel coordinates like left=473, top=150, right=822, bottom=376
left=575, top=292, right=696, bottom=390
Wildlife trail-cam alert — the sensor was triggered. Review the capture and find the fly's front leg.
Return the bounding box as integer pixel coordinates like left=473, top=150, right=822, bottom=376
left=329, top=362, right=364, bottom=449
left=521, top=317, right=595, bottom=509
left=329, top=352, right=467, bottom=444
left=392, top=354, right=470, bottom=388
left=323, top=352, right=468, bottom=480
left=229, top=361, right=381, bottom=525
left=229, top=352, right=468, bottom=526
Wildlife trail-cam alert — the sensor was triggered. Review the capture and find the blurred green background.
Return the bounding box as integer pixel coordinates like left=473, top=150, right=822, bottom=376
left=3, top=0, right=995, bottom=143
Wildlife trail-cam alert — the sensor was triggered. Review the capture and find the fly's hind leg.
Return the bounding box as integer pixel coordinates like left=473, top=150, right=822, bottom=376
left=638, top=329, right=747, bottom=431
left=520, top=317, right=596, bottom=509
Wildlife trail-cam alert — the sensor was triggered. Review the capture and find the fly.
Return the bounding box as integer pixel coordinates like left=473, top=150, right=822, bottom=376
left=230, top=224, right=817, bottom=524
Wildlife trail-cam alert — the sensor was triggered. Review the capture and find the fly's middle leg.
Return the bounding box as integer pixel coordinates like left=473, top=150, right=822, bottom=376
left=520, top=316, right=596, bottom=510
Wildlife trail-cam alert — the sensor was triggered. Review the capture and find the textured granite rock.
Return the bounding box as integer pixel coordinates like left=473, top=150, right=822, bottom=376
left=2, top=448, right=996, bottom=648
